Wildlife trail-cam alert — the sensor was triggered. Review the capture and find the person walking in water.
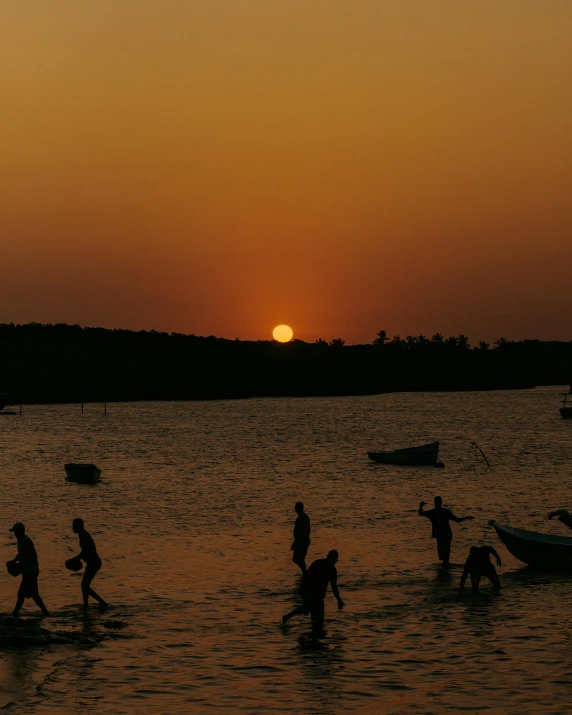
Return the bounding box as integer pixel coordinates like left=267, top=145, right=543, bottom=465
left=291, top=502, right=311, bottom=575
left=418, top=496, right=474, bottom=567
left=72, top=518, right=108, bottom=611
left=282, top=549, right=344, bottom=634
left=8, top=522, right=49, bottom=617
left=548, top=509, right=572, bottom=529
left=460, top=545, right=502, bottom=592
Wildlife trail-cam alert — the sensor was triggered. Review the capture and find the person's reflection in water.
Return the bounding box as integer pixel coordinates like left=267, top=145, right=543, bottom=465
left=418, top=496, right=474, bottom=568
left=282, top=550, right=344, bottom=636
left=548, top=509, right=572, bottom=529
left=8, top=522, right=49, bottom=617
left=291, top=502, right=311, bottom=575
left=460, top=546, right=502, bottom=592
left=72, top=519, right=108, bottom=611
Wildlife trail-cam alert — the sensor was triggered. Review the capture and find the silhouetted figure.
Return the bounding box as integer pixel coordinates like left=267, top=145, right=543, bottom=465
left=282, top=550, right=344, bottom=634
left=291, top=502, right=311, bottom=575
left=548, top=510, right=572, bottom=529
left=460, top=546, right=501, bottom=592
left=73, top=518, right=108, bottom=610
left=418, top=496, right=474, bottom=567
left=8, top=523, right=49, bottom=617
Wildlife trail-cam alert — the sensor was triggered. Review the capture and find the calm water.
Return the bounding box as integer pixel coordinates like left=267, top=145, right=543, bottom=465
left=1, top=388, right=572, bottom=714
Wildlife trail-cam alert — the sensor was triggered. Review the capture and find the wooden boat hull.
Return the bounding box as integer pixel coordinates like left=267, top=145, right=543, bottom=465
left=65, top=463, right=102, bottom=484
left=490, top=521, right=572, bottom=570
left=368, top=442, right=441, bottom=466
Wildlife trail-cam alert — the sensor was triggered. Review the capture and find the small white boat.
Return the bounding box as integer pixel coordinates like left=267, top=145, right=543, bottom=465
left=65, top=463, right=102, bottom=484
left=490, top=520, right=572, bottom=570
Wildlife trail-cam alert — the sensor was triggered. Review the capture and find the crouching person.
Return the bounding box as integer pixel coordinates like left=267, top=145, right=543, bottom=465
left=460, top=545, right=501, bottom=592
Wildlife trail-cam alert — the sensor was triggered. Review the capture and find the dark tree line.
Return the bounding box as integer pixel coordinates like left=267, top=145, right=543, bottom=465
left=0, top=322, right=570, bottom=404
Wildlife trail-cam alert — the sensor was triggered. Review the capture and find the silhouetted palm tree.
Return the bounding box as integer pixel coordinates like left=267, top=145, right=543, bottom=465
left=374, top=330, right=388, bottom=346
left=329, top=338, right=345, bottom=348
left=478, top=341, right=490, bottom=351
left=431, top=333, right=445, bottom=345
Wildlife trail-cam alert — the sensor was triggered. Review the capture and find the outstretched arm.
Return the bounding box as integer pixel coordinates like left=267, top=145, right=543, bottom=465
left=330, top=572, right=344, bottom=610
left=450, top=513, right=474, bottom=523
left=548, top=510, right=563, bottom=520
left=418, top=501, right=428, bottom=516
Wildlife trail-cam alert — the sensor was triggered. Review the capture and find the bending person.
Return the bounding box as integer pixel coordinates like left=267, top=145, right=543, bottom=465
left=291, top=502, right=311, bottom=575
left=8, top=522, right=49, bottom=617
left=73, top=518, right=108, bottom=611
left=548, top=510, right=572, bottom=530
left=460, top=545, right=501, bottom=592
left=282, top=549, right=344, bottom=634
left=419, top=496, right=474, bottom=568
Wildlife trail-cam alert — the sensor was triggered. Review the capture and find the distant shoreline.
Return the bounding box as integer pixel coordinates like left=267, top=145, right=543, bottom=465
left=0, top=322, right=568, bottom=406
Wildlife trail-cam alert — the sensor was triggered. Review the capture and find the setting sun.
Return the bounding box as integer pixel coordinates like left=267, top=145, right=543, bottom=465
left=272, top=325, right=294, bottom=343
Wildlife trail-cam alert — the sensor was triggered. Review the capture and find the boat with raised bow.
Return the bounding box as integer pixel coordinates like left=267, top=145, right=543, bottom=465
left=490, top=520, right=572, bottom=570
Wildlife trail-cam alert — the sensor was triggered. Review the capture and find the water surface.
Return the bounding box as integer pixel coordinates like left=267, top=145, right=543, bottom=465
left=1, top=388, right=572, bottom=713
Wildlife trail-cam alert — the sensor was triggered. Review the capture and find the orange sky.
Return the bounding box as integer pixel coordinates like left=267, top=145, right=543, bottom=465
left=1, top=1, right=571, bottom=343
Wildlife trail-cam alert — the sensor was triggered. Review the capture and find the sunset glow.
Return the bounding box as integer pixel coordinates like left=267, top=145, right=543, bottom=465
left=1, top=2, right=571, bottom=342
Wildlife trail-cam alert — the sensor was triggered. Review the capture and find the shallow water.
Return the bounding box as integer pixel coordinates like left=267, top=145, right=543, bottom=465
left=1, top=387, right=572, bottom=713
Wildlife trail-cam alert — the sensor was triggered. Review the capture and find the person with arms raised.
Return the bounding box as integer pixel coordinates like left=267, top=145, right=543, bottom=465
left=418, top=496, right=474, bottom=568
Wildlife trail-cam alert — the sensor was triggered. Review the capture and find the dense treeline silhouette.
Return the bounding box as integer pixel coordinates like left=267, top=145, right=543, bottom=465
left=0, top=323, right=570, bottom=404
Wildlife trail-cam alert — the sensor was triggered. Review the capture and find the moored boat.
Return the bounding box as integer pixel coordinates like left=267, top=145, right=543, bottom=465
left=560, top=389, right=572, bottom=419
left=367, top=441, right=443, bottom=467
left=489, top=520, right=572, bottom=570
left=65, top=463, right=102, bottom=484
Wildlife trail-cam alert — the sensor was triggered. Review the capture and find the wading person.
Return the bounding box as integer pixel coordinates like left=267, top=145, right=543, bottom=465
left=291, top=502, right=311, bottom=575
left=460, top=545, right=502, bottom=592
left=548, top=509, right=572, bottom=530
left=418, top=496, right=474, bottom=567
left=72, top=518, right=108, bottom=611
left=282, top=549, right=344, bottom=635
left=8, top=522, right=49, bottom=617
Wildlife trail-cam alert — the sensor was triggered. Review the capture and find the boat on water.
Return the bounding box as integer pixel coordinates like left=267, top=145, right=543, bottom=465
left=490, top=520, right=572, bottom=570
left=65, top=463, right=102, bottom=484
left=367, top=441, right=443, bottom=467
left=560, top=389, right=572, bottom=419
